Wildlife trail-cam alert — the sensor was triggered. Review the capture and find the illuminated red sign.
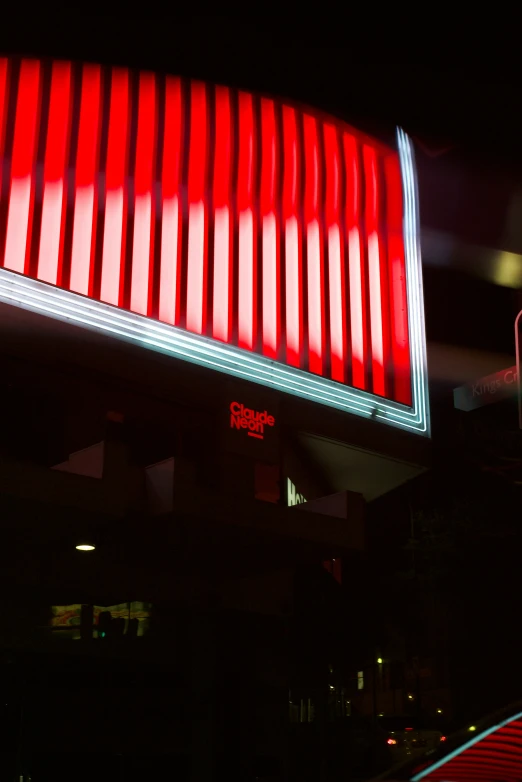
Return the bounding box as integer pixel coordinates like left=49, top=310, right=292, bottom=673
left=0, top=57, right=429, bottom=434
left=230, top=401, right=275, bottom=440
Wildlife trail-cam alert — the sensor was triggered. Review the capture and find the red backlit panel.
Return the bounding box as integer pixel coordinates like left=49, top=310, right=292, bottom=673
left=130, top=72, right=156, bottom=316
left=0, top=59, right=8, bottom=199
left=213, top=85, right=233, bottom=343
left=69, top=64, right=101, bottom=296
left=3, top=60, right=40, bottom=275
left=37, top=61, right=71, bottom=285
left=186, top=81, right=208, bottom=335
left=282, top=106, right=302, bottom=369
left=100, top=68, right=129, bottom=307
left=0, top=58, right=413, bottom=406
left=237, top=90, right=256, bottom=351
left=303, top=113, right=324, bottom=377
left=416, top=715, right=522, bottom=782
left=159, top=76, right=182, bottom=325
left=324, top=123, right=345, bottom=384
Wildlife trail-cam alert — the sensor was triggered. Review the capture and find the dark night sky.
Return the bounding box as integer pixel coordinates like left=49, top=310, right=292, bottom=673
left=2, top=15, right=522, bottom=164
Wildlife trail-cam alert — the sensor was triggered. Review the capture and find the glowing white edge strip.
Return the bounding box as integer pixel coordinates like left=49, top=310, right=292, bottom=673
left=398, top=128, right=431, bottom=436
left=411, top=709, right=522, bottom=781
left=0, top=129, right=429, bottom=435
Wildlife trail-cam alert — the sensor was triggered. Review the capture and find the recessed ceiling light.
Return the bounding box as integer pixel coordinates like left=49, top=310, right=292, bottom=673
left=75, top=544, right=95, bottom=551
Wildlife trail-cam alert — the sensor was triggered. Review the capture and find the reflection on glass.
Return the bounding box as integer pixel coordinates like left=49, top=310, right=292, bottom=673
left=50, top=601, right=152, bottom=639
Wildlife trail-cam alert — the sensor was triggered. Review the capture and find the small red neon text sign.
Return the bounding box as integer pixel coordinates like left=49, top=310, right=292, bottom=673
left=230, top=401, right=275, bottom=440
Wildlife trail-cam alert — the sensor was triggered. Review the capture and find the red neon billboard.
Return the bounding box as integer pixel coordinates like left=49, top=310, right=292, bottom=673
left=0, top=57, right=429, bottom=434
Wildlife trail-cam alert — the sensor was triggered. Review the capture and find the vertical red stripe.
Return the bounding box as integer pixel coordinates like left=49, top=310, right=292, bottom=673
left=237, top=91, right=256, bottom=350
left=100, top=68, right=129, bottom=306
left=260, top=98, right=279, bottom=359
left=4, top=60, right=40, bottom=273
left=0, top=59, right=9, bottom=212
left=159, top=76, right=182, bottom=326
left=186, top=81, right=208, bottom=335
left=130, top=72, right=156, bottom=316
left=363, top=145, right=386, bottom=396
left=303, top=114, right=323, bottom=376
left=282, top=106, right=301, bottom=368
left=69, top=64, right=101, bottom=295
left=212, top=85, right=232, bottom=342
left=343, top=133, right=366, bottom=390
left=37, top=61, right=71, bottom=285
left=385, top=153, right=411, bottom=405
left=323, top=124, right=345, bottom=383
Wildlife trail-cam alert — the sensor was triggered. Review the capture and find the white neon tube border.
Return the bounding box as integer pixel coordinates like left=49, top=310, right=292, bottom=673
left=0, top=130, right=429, bottom=435
left=398, top=127, right=430, bottom=436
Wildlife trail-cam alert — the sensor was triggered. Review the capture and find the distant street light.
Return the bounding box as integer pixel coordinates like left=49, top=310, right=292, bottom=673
left=377, top=657, right=383, bottom=665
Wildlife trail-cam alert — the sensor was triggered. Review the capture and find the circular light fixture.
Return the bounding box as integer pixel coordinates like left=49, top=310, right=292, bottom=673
left=437, top=708, right=443, bottom=714
left=76, top=543, right=95, bottom=551
left=377, top=657, right=383, bottom=664
left=469, top=725, right=477, bottom=732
